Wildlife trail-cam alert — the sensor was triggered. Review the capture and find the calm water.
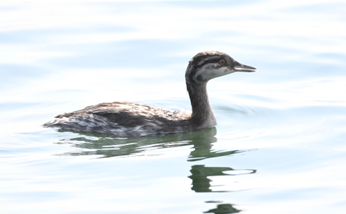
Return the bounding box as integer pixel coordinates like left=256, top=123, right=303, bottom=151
left=1, top=1, right=346, bottom=213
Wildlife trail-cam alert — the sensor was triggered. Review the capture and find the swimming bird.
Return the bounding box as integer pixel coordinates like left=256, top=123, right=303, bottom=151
left=44, top=51, right=256, bottom=137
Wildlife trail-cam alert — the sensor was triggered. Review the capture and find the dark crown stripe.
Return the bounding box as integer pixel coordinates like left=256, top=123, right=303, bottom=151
left=187, top=57, right=223, bottom=83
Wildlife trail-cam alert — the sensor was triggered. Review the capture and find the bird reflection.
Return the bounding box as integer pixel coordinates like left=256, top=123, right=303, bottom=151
left=186, top=128, right=256, bottom=214
left=188, top=164, right=256, bottom=193
left=54, top=128, right=202, bottom=158
left=204, top=203, right=241, bottom=214
left=189, top=165, right=234, bottom=192
left=55, top=127, right=229, bottom=159
left=54, top=127, right=255, bottom=214
left=188, top=129, right=240, bottom=161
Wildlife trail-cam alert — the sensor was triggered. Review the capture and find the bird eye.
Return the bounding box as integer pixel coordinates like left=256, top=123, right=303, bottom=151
left=219, top=59, right=226, bottom=65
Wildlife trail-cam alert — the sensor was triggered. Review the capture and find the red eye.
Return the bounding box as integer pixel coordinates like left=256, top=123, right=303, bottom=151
left=219, top=59, right=226, bottom=65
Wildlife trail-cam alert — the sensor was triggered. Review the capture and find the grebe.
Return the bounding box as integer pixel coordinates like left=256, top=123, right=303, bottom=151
left=44, top=51, right=256, bottom=137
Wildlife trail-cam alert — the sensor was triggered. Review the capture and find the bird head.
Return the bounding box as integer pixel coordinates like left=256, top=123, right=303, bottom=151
left=185, top=51, right=256, bottom=84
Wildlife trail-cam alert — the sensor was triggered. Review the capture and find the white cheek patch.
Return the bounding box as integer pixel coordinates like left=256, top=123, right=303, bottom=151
left=213, top=67, right=235, bottom=78
left=194, top=63, right=234, bottom=82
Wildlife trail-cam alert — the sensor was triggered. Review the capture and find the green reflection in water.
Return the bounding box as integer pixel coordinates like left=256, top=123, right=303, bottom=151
left=54, top=127, right=256, bottom=213
left=188, top=137, right=241, bottom=162
left=184, top=129, right=255, bottom=214
left=204, top=203, right=241, bottom=214
left=188, top=165, right=256, bottom=193
left=55, top=127, right=220, bottom=158
left=189, top=165, right=234, bottom=192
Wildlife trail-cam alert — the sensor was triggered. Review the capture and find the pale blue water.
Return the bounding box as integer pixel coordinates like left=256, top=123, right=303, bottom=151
left=1, top=1, right=346, bottom=214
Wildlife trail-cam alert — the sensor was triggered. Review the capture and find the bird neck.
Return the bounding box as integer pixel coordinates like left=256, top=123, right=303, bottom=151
left=186, top=82, right=217, bottom=129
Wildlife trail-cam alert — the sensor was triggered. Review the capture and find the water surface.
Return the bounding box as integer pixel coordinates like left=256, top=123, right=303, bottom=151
left=1, top=1, right=346, bottom=213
